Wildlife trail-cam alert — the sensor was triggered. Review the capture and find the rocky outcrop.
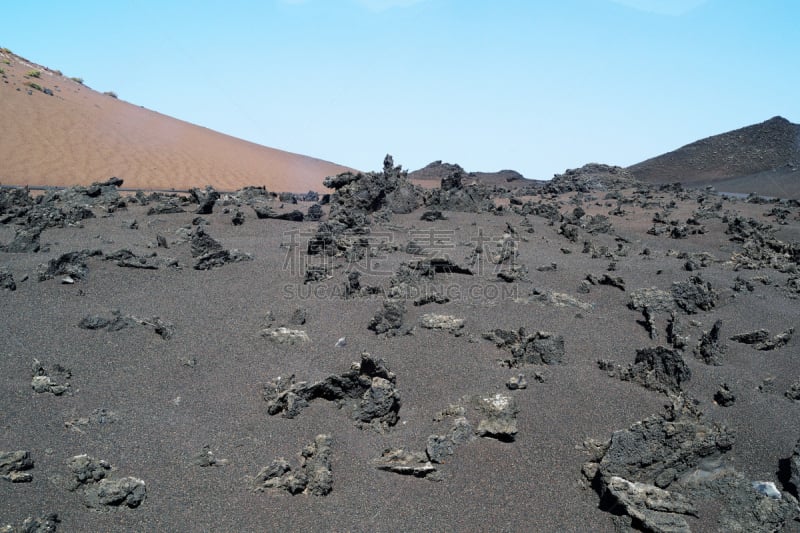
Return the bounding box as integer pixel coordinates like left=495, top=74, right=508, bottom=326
left=64, top=454, right=146, bottom=510
left=606, top=476, right=696, bottom=532
left=714, top=383, right=736, bottom=406
left=422, top=165, right=495, bottom=213
left=104, top=249, right=179, bottom=270
left=145, top=193, right=187, bottom=215
left=306, top=203, right=323, bottom=221
left=483, top=329, right=565, bottom=367
left=671, top=276, right=718, bottom=314
left=368, top=299, right=406, bottom=335
left=326, top=155, right=421, bottom=215
left=64, top=408, right=119, bottom=433
left=584, top=395, right=799, bottom=530
left=190, top=228, right=253, bottom=270
left=693, top=319, right=726, bottom=365
left=0, top=180, right=125, bottom=235
left=262, top=353, right=401, bottom=432
left=731, top=328, right=794, bottom=351
left=260, top=327, right=310, bottom=345
left=374, top=393, right=518, bottom=479
left=629, top=288, right=675, bottom=313
left=0, top=451, right=33, bottom=483
left=250, top=435, right=333, bottom=496
left=306, top=156, right=421, bottom=259
left=473, top=393, right=519, bottom=441
left=419, top=314, right=464, bottom=333
left=726, top=215, right=800, bottom=272
left=0, top=226, right=43, bottom=253
left=190, top=227, right=222, bottom=257
left=189, top=186, right=220, bottom=215
left=0, top=267, right=16, bottom=291
left=0, top=513, right=60, bottom=532
left=36, top=249, right=102, bottom=282
left=31, top=360, right=71, bottom=396
left=83, top=477, right=147, bottom=510
left=373, top=449, right=437, bottom=478
left=544, top=164, right=641, bottom=194
left=79, top=311, right=174, bottom=340
left=599, top=346, right=691, bottom=394
left=253, top=205, right=304, bottom=221
left=194, top=249, right=253, bottom=270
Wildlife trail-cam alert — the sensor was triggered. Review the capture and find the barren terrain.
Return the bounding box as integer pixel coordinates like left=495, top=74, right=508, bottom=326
left=2, top=162, right=800, bottom=532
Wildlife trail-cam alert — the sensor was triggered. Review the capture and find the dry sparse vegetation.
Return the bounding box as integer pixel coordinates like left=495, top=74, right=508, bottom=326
left=103, top=90, right=118, bottom=98
left=27, top=69, right=42, bottom=78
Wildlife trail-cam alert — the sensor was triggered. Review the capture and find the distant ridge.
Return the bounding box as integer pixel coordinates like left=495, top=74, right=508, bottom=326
left=409, top=160, right=528, bottom=186
left=628, top=116, right=800, bottom=198
left=0, top=48, right=353, bottom=193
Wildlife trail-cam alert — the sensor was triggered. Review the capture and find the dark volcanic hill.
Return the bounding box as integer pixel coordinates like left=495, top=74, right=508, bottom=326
left=628, top=116, right=800, bottom=199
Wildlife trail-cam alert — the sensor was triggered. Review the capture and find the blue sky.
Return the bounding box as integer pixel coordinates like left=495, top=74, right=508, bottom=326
left=4, top=0, right=798, bottom=179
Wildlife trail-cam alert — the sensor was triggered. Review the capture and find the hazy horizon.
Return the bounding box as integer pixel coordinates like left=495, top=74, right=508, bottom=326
left=4, top=0, right=799, bottom=179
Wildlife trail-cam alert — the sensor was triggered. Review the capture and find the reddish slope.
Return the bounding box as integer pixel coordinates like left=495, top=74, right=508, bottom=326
left=0, top=49, right=352, bottom=192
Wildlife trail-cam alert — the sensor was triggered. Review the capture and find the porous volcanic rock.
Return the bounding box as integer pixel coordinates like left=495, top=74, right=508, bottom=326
left=0, top=226, right=43, bottom=253
left=307, top=156, right=421, bottom=258
left=483, top=329, right=565, bottom=367
left=36, top=249, right=102, bottom=282
left=104, top=249, right=178, bottom=270
left=0, top=267, right=16, bottom=291
left=0, top=513, right=60, bottom=532
left=422, top=165, right=496, bottom=213
left=373, top=449, right=437, bottom=478
left=189, top=186, right=220, bottom=215
left=544, top=163, right=641, bottom=194
left=250, top=434, right=333, bottom=496
left=671, top=276, right=718, bottom=314
left=693, top=319, right=726, bottom=365
left=84, top=478, right=147, bottom=510
left=260, top=327, right=311, bottom=345
left=31, top=360, right=71, bottom=396
left=194, top=249, right=253, bottom=270
left=419, top=314, right=464, bottom=333
left=731, top=328, right=794, bottom=351
left=368, top=299, right=406, bottom=335
left=472, top=393, right=519, bottom=441
left=64, top=454, right=146, bottom=510
left=262, top=353, right=401, bottom=432
left=0, top=451, right=34, bottom=483
left=79, top=311, right=174, bottom=340
left=599, top=346, right=691, bottom=394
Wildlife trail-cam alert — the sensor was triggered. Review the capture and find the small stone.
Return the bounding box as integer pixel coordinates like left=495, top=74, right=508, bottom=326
left=474, top=393, right=518, bottom=441
left=0, top=450, right=34, bottom=483
left=752, top=481, right=782, bottom=500
left=506, top=374, right=528, bottom=390
left=373, top=448, right=436, bottom=477
left=83, top=477, right=147, bottom=509
left=419, top=314, right=464, bottom=332
left=714, top=383, right=736, bottom=407
left=260, top=327, right=311, bottom=345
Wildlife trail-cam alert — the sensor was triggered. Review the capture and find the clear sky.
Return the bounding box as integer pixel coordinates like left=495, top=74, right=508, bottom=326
left=3, top=0, right=799, bottom=179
